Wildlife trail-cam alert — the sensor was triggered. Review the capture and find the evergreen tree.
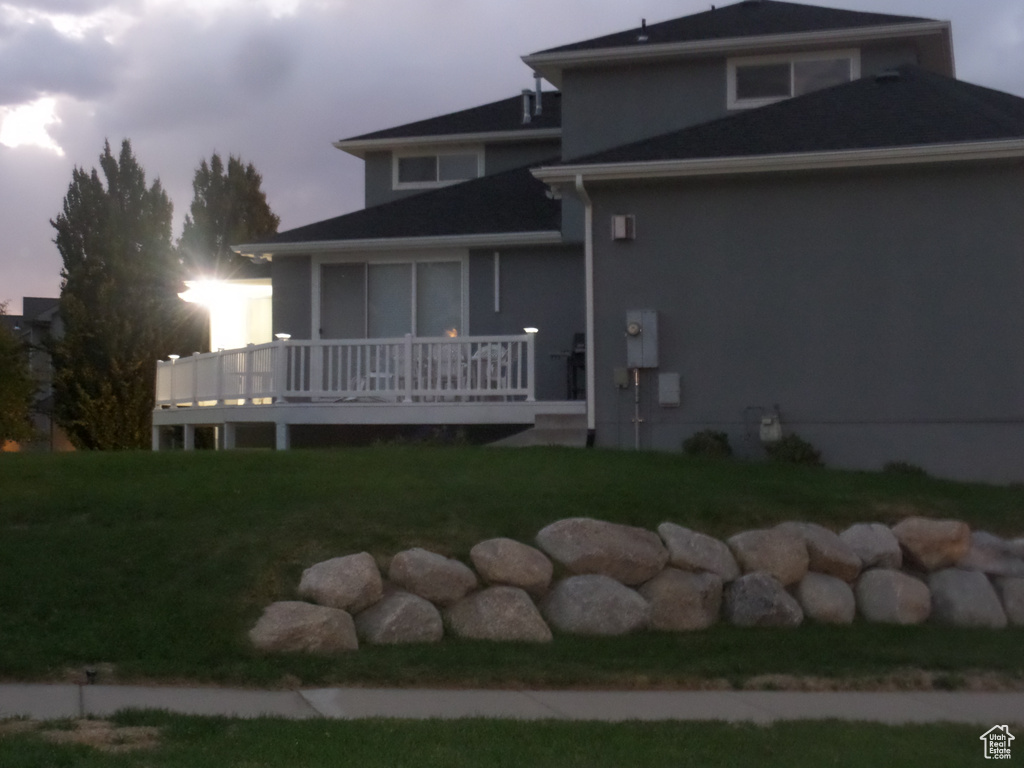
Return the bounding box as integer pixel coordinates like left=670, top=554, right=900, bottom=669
left=179, top=153, right=279, bottom=278
left=0, top=303, right=35, bottom=445
left=51, top=139, right=187, bottom=449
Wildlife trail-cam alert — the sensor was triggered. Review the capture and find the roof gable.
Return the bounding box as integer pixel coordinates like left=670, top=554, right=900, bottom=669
left=535, top=0, right=933, bottom=55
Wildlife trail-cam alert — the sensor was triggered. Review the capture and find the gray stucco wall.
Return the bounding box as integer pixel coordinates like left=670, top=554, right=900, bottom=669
left=485, top=140, right=561, bottom=175
left=561, top=43, right=922, bottom=160
left=272, top=255, right=312, bottom=339
left=586, top=161, right=1024, bottom=482
left=469, top=245, right=585, bottom=402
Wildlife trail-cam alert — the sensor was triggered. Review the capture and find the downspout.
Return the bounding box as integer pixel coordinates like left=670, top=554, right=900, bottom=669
left=575, top=174, right=596, bottom=446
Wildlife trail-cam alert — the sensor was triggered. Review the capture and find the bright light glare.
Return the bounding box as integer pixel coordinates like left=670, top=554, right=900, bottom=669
left=0, top=98, right=65, bottom=156
left=180, top=279, right=273, bottom=351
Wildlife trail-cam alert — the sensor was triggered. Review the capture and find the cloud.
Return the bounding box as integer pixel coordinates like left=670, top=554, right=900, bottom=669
left=0, top=19, right=122, bottom=105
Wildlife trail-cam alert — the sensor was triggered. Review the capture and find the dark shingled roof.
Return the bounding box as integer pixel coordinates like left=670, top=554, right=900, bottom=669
left=535, top=0, right=932, bottom=55
left=339, top=93, right=561, bottom=143
left=564, top=66, right=1024, bottom=166
left=263, top=164, right=560, bottom=245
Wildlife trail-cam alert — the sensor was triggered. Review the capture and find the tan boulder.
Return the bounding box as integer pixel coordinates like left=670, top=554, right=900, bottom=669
left=638, top=568, right=722, bottom=631
left=249, top=601, right=358, bottom=653
left=354, top=590, right=444, bottom=645
left=855, top=570, right=930, bottom=625
left=470, top=538, right=553, bottom=596
left=536, top=517, right=668, bottom=586
left=297, top=552, right=383, bottom=613
left=445, top=586, right=552, bottom=642
left=657, top=523, right=740, bottom=581
left=727, top=528, right=809, bottom=586
left=891, top=517, right=970, bottom=571
left=776, top=522, right=862, bottom=582
left=388, top=548, right=478, bottom=606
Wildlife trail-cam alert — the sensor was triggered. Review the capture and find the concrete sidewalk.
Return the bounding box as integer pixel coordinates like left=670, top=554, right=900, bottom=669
left=2, top=684, right=1024, bottom=725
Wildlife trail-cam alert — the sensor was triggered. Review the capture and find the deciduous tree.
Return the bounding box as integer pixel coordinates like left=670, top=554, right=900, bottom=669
left=178, top=153, right=279, bottom=278
left=51, top=139, right=188, bottom=449
left=0, top=302, right=35, bottom=445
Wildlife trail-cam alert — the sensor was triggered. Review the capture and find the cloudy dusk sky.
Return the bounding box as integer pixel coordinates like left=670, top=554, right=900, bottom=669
left=2, top=0, right=1023, bottom=314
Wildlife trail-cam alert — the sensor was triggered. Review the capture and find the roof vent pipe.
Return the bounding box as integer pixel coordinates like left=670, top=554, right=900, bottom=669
left=533, top=73, right=543, bottom=116
left=637, top=18, right=648, bottom=42
left=521, top=89, right=533, bottom=124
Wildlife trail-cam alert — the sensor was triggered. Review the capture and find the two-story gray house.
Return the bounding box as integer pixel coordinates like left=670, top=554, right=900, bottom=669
left=155, top=0, right=1024, bottom=483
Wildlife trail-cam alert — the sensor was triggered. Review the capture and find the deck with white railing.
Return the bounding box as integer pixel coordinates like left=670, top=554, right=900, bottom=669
left=155, top=334, right=536, bottom=407
left=151, top=334, right=585, bottom=449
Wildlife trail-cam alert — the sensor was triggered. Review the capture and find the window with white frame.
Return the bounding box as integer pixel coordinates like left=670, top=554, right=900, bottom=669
left=393, top=150, right=483, bottom=190
left=727, top=50, right=860, bottom=109
left=320, top=258, right=465, bottom=339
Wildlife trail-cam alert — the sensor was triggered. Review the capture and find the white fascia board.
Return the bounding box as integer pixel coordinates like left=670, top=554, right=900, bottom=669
left=335, top=129, right=562, bottom=158
left=524, top=22, right=951, bottom=86
left=232, top=231, right=564, bottom=260
left=533, top=139, right=1024, bottom=185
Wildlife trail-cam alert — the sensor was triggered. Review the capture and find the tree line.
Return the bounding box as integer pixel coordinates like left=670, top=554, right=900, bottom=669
left=0, top=139, right=280, bottom=450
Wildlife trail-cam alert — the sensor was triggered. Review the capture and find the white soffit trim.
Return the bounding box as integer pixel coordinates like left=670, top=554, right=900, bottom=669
left=335, top=129, right=562, bottom=158
left=232, top=231, right=564, bottom=260
left=532, top=139, right=1024, bottom=184
left=523, top=22, right=952, bottom=85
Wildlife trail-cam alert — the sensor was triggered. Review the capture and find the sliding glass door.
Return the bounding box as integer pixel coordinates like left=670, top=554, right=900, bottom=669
left=320, top=259, right=463, bottom=339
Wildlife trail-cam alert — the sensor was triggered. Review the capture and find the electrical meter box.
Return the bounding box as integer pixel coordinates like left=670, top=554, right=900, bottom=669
left=625, top=309, right=658, bottom=368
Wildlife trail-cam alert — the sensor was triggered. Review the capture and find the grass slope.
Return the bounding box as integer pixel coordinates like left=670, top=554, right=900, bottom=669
left=0, top=714, right=987, bottom=768
left=1, top=447, right=1023, bottom=687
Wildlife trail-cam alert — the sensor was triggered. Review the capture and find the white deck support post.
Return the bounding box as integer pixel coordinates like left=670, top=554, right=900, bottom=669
left=223, top=423, right=236, bottom=450
left=216, top=349, right=225, bottom=405
left=403, top=334, right=414, bottom=402
left=275, top=421, right=290, bottom=450
left=183, top=424, right=196, bottom=451
left=191, top=352, right=199, bottom=407
left=151, top=425, right=161, bottom=451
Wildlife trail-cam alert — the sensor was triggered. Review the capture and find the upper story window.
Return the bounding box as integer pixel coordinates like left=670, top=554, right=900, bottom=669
left=727, top=50, right=860, bottom=110
left=393, top=150, right=483, bottom=190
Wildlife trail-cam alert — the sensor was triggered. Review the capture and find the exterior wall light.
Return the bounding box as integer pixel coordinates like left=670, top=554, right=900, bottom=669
left=524, top=327, right=539, bottom=334
left=275, top=333, right=292, bottom=341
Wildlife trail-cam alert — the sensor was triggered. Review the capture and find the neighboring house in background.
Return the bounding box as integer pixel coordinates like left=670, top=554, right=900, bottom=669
left=156, top=0, right=1024, bottom=483
left=1, top=298, right=74, bottom=452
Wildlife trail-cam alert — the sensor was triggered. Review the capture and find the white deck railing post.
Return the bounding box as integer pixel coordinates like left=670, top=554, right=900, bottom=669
left=403, top=334, right=414, bottom=402
left=274, top=339, right=287, bottom=403
left=191, top=353, right=199, bottom=407
left=216, top=350, right=225, bottom=405
left=525, top=333, right=536, bottom=402
left=244, top=344, right=255, bottom=404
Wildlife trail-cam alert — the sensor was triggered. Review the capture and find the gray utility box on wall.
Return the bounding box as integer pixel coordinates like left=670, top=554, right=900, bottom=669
left=625, top=309, right=658, bottom=369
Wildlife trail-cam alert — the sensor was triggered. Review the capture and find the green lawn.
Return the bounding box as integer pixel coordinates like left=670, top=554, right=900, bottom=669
left=0, top=713, right=988, bottom=768
left=1, top=447, right=1023, bottom=687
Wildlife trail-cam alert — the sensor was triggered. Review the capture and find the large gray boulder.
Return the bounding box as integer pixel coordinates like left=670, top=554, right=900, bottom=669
left=839, top=523, right=902, bottom=570
left=470, top=538, right=553, bottom=596
left=795, top=572, right=856, bottom=624
left=995, top=577, right=1024, bottom=626
left=891, top=517, right=971, bottom=571
left=777, top=522, right=862, bottom=582
left=958, top=532, right=1024, bottom=577
left=388, top=548, right=478, bottom=606
left=297, top=553, right=383, bottom=613
left=727, top=528, right=809, bottom=586
left=928, top=568, right=1007, bottom=628
left=657, top=523, right=740, bottom=581
left=542, top=575, right=650, bottom=635
left=249, top=601, right=358, bottom=653
left=723, top=573, right=803, bottom=628
left=638, top=568, right=722, bottom=631
left=445, top=586, right=552, bottom=642
left=536, top=518, right=668, bottom=586
left=855, top=569, right=930, bottom=625
left=354, top=590, right=443, bottom=645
